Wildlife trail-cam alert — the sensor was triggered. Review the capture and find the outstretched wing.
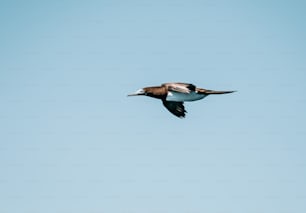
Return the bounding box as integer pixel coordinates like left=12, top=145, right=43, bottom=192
left=162, top=83, right=196, bottom=94
left=162, top=100, right=187, bottom=118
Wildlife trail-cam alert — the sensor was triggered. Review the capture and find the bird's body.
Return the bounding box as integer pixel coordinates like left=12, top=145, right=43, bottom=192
left=128, top=82, right=235, bottom=118
left=166, top=90, right=207, bottom=102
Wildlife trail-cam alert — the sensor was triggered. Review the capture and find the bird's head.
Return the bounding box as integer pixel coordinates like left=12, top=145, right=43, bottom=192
left=128, top=86, right=166, bottom=99
left=127, top=88, right=147, bottom=96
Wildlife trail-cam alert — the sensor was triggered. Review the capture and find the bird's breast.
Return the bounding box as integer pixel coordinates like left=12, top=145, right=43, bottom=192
left=166, top=91, right=207, bottom=102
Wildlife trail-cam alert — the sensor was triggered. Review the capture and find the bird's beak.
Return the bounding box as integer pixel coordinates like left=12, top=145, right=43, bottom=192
left=127, top=93, right=139, bottom=96
left=127, top=89, right=145, bottom=97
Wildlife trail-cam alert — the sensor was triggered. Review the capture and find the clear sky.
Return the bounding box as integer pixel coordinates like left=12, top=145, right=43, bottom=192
left=1, top=0, right=306, bottom=212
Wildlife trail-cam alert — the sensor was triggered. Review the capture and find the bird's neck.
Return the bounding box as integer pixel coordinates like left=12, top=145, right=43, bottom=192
left=145, top=86, right=167, bottom=100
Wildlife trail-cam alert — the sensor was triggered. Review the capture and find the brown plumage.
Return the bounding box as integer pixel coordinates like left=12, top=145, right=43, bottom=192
left=128, top=82, right=235, bottom=118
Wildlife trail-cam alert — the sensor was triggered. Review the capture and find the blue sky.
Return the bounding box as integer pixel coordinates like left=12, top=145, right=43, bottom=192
left=1, top=0, right=306, bottom=212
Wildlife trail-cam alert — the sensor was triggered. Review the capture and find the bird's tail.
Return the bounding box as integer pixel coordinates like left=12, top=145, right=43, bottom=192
left=196, top=88, right=236, bottom=95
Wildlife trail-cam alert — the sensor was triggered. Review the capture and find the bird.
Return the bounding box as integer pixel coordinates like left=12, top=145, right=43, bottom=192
left=128, top=82, right=235, bottom=118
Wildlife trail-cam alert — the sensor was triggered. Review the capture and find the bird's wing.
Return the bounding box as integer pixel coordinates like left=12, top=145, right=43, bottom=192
left=162, top=100, right=187, bottom=118
left=162, top=83, right=196, bottom=94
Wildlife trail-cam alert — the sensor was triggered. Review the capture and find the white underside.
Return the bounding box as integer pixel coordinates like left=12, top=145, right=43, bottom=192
left=166, top=91, right=207, bottom=102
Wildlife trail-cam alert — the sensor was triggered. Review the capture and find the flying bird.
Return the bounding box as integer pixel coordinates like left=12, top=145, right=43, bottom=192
left=128, top=82, right=235, bottom=118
